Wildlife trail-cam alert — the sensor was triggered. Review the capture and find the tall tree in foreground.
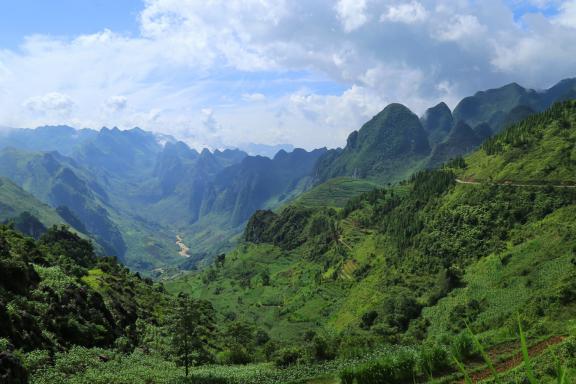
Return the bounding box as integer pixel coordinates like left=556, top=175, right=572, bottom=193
left=172, top=293, right=216, bottom=377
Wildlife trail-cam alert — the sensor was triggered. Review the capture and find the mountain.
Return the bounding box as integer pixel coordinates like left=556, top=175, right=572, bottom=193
left=316, top=78, right=576, bottom=185
left=0, top=78, right=574, bottom=275
left=72, top=127, right=163, bottom=183
left=0, top=123, right=326, bottom=271
left=315, top=103, right=431, bottom=183
left=208, top=148, right=326, bottom=226
left=427, top=121, right=482, bottom=168
left=142, top=147, right=327, bottom=267
left=0, top=177, right=70, bottom=233
left=164, top=100, right=576, bottom=382
left=237, top=143, right=295, bottom=158
left=0, top=125, right=97, bottom=156
left=452, top=78, right=576, bottom=133
left=1, top=101, right=576, bottom=383
left=0, top=148, right=125, bottom=258
left=421, top=102, right=454, bottom=145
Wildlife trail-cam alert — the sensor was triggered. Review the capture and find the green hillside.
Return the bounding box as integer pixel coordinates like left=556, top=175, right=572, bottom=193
left=164, top=101, right=576, bottom=383
left=462, top=101, right=576, bottom=183
left=293, top=177, right=381, bottom=208
left=0, top=177, right=66, bottom=229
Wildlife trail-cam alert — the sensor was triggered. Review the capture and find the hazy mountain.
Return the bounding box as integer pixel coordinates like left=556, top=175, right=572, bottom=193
left=0, top=125, right=97, bottom=156
left=452, top=78, right=576, bottom=133
left=427, top=121, right=483, bottom=168
left=0, top=148, right=126, bottom=259
left=237, top=143, right=295, bottom=158
left=421, top=102, right=454, bottom=145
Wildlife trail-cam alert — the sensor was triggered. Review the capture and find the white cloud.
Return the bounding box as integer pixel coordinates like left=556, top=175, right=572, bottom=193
left=0, top=0, right=575, bottom=149
left=242, top=93, right=267, bottom=102
left=435, top=14, right=486, bottom=42
left=335, top=0, right=369, bottom=32
left=23, top=92, right=75, bottom=116
left=201, top=108, right=220, bottom=133
left=381, top=1, right=428, bottom=24
left=554, top=1, right=576, bottom=28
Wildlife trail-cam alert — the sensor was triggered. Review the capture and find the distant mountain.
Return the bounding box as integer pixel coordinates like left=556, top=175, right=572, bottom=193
left=209, top=148, right=326, bottom=226
left=0, top=78, right=574, bottom=273
left=0, top=124, right=325, bottom=271
left=315, top=103, right=430, bottom=183
left=72, top=127, right=163, bottom=182
left=0, top=148, right=126, bottom=259
left=0, top=177, right=70, bottom=232
left=421, top=102, right=454, bottom=145
left=452, top=78, right=576, bottom=133
left=237, top=143, right=295, bottom=158
left=427, top=121, right=482, bottom=168
left=0, top=125, right=97, bottom=156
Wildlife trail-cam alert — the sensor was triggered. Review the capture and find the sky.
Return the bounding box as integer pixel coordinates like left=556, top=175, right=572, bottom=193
left=0, top=0, right=575, bottom=150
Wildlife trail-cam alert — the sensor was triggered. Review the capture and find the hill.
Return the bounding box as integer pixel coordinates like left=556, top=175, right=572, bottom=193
left=164, top=101, right=576, bottom=383
left=0, top=177, right=70, bottom=232
left=293, top=177, right=382, bottom=209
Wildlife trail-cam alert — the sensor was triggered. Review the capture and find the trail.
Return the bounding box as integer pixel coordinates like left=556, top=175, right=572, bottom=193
left=455, top=178, right=576, bottom=188
left=459, top=336, right=565, bottom=383
left=176, top=235, right=191, bottom=258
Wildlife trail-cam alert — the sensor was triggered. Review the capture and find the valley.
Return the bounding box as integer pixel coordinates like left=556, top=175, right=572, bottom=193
left=1, top=84, right=576, bottom=384
left=2, top=2, right=576, bottom=383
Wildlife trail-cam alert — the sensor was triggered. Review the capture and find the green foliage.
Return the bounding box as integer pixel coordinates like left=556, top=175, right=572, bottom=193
left=274, top=347, right=304, bottom=368
left=172, top=294, right=217, bottom=374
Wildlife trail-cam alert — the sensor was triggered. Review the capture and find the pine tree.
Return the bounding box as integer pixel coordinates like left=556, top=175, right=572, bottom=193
left=172, top=293, right=216, bottom=377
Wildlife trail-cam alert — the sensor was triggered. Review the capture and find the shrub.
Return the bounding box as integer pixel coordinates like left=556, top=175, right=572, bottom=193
left=274, top=347, right=303, bottom=368
left=311, top=334, right=338, bottom=362
left=22, top=349, right=51, bottom=373
left=450, top=332, right=478, bottom=361
left=217, top=346, right=252, bottom=365
left=419, top=343, right=451, bottom=374
left=360, top=311, right=378, bottom=329
left=340, top=350, right=418, bottom=384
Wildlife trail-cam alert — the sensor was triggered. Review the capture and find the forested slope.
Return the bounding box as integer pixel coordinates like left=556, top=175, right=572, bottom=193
left=166, top=101, right=576, bottom=383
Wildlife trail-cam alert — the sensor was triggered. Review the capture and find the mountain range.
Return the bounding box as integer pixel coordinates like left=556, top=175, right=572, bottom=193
left=0, top=78, right=574, bottom=273
left=1, top=79, right=576, bottom=383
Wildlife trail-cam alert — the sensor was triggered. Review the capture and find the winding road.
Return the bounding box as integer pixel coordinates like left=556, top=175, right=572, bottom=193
left=455, top=178, right=576, bottom=188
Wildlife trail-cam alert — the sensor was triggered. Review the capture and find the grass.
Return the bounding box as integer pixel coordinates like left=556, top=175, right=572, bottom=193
left=81, top=268, right=105, bottom=289
left=294, top=178, right=382, bottom=209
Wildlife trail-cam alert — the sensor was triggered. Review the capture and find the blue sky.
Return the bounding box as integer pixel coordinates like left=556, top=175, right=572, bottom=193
left=0, top=0, right=142, bottom=49
left=0, top=0, right=575, bottom=150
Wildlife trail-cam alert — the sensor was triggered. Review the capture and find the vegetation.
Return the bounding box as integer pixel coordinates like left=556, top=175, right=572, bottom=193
left=2, top=91, right=576, bottom=383
left=165, top=101, right=576, bottom=382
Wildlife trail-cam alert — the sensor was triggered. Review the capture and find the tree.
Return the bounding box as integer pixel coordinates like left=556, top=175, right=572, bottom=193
left=172, top=294, right=216, bottom=377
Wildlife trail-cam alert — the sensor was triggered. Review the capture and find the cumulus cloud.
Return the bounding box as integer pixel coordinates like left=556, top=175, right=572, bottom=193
left=0, top=0, right=575, bottom=149
left=23, top=92, right=75, bottom=116
left=335, top=0, right=369, bottom=32
left=381, top=1, right=428, bottom=24
left=434, top=14, right=486, bottom=42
